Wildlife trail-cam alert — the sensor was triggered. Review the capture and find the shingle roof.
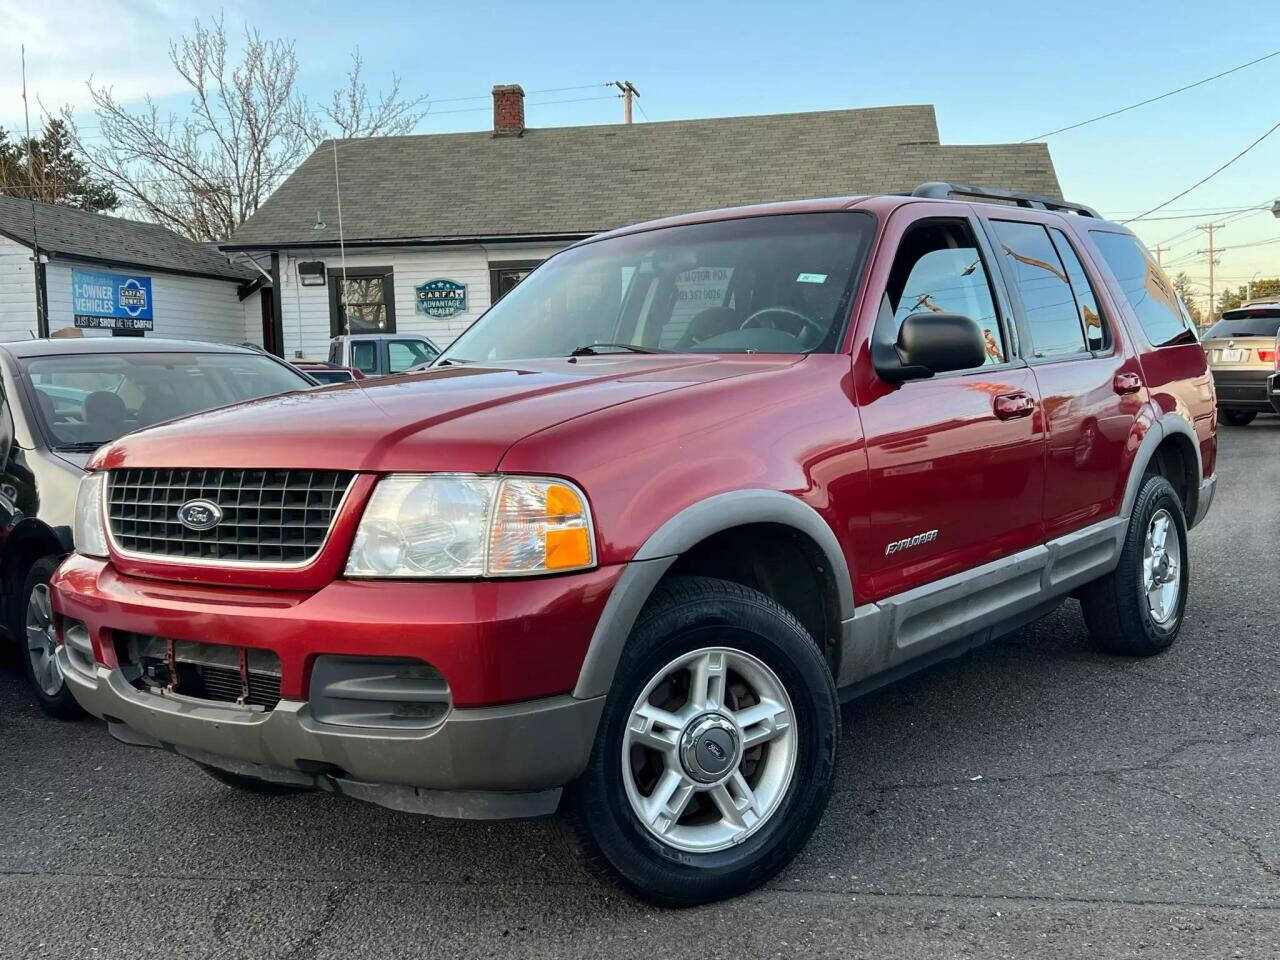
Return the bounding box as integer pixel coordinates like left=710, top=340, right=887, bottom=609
left=0, top=195, right=256, bottom=281
left=225, top=105, right=1061, bottom=249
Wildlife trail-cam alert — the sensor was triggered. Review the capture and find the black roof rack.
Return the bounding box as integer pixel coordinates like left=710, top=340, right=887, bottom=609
left=909, top=181, right=1101, bottom=219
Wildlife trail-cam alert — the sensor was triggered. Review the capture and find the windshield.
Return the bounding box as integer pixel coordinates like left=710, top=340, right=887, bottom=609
left=24, top=351, right=310, bottom=451
left=441, top=211, right=875, bottom=363
left=1203, top=311, right=1280, bottom=339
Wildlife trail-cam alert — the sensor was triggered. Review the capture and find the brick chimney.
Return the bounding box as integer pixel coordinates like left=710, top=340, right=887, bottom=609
left=492, top=84, right=525, bottom=137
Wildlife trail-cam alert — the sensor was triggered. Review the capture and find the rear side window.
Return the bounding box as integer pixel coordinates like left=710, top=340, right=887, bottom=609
left=1049, top=229, right=1107, bottom=351
left=990, top=220, right=1088, bottom=358
left=1090, top=231, right=1191, bottom=346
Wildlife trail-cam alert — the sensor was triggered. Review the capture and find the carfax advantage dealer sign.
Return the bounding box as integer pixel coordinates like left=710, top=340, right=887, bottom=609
left=72, top=268, right=155, bottom=331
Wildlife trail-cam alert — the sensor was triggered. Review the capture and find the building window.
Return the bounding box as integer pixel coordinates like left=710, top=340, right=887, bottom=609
left=489, top=260, right=543, bottom=305
left=329, top=268, right=396, bottom=337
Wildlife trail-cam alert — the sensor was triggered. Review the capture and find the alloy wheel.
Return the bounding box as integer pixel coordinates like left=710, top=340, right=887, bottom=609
left=621, top=646, right=797, bottom=853
left=26, top=583, right=63, bottom=697
left=1143, top=507, right=1182, bottom=625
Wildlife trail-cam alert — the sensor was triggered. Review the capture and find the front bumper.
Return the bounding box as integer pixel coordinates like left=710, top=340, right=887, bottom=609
left=1269, top=373, right=1280, bottom=414
left=60, top=652, right=601, bottom=817
left=51, top=555, right=620, bottom=817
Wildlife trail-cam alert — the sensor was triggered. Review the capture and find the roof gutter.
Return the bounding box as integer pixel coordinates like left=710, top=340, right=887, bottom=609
left=42, top=250, right=255, bottom=285
left=219, top=232, right=596, bottom=252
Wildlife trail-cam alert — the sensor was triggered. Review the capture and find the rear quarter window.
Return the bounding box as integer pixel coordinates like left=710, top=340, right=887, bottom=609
left=1090, top=231, right=1192, bottom=346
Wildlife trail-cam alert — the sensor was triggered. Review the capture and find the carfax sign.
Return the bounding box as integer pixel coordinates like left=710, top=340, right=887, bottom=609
left=415, top=278, right=467, bottom=319
left=72, top=268, right=154, bottom=331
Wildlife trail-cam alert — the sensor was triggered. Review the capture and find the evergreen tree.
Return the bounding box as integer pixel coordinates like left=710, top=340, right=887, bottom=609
left=0, top=120, right=118, bottom=213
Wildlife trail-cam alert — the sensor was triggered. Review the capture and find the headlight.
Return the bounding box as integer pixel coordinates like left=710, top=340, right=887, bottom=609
left=345, top=474, right=595, bottom=578
left=74, top=473, right=109, bottom=558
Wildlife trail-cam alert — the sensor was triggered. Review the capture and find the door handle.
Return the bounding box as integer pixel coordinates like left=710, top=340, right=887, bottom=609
left=994, top=391, right=1035, bottom=420
left=1113, top=372, right=1142, bottom=395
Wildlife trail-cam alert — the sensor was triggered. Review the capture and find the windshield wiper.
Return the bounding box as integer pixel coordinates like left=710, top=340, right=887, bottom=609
left=54, top=441, right=107, bottom=453
left=568, top=342, right=672, bottom=357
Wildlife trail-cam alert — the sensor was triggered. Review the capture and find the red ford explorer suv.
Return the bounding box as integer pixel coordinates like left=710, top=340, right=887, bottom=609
left=53, top=182, right=1216, bottom=906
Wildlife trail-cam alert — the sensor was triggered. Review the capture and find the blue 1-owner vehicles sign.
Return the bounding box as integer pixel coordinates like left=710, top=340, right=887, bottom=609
left=415, top=279, right=468, bottom=319
left=72, top=268, right=155, bottom=331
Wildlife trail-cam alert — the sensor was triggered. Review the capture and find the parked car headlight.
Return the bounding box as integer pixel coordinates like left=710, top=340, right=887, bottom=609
left=345, top=474, right=595, bottom=578
left=74, top=473, right=109, bottom=558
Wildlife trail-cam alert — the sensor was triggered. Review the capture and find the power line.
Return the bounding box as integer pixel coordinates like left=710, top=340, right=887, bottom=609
left=1122, top=121, right=1280, bottom=224
left=1023, top=48, right=1280, bottom=141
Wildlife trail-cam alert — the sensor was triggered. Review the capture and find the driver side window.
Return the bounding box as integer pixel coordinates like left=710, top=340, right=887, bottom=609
left=885, top=219, right=1006, bottom=366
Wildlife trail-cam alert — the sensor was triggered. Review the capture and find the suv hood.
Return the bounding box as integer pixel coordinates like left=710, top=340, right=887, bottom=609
left=93, top=354, right=803, bottom=473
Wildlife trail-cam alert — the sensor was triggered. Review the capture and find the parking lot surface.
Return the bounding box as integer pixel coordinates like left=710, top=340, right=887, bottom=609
left=2, top=417, right=1278, bottom=959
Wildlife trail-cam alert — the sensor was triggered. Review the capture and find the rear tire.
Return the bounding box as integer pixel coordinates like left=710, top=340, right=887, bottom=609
left=1220, top=409, right=1256, bottom=426
left=15, top=556, right=84, bottom=720
left=196, top=763, right=313, bottom=796
left=561, top=576, right=838, bottom=906
left=1080, top=475, right=1189, bottom=657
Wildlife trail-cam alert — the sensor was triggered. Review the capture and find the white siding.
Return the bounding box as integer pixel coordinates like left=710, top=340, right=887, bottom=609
left=0, top=235, right=38, bottom=340
left=43, top=260, right=249, bottom=344
left=273, top=243, right=568, bottom=360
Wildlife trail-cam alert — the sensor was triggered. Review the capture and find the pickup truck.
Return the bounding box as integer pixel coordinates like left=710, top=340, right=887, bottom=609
left=52, top=182, right=1216, bottom=906
left=327, top=333, right=439, bottom=378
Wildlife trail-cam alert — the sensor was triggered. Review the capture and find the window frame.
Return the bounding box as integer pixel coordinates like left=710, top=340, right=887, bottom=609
left=328, top=266, right=397, bottom=338
left=488, top=260, right=543, bottom=306
left=878, top=213, right=1022, bottom=379
left=979, top=215, right=1104, bottom=365
left=1047, top=226, right=1114, bottom=357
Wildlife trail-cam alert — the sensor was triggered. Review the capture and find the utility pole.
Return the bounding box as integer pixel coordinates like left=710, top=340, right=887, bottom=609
left=1152, top=243, right=1165, bottom=266
left=612, top=81, right=640, bottom=124
left=1197, top=222, right=1226, bottom=320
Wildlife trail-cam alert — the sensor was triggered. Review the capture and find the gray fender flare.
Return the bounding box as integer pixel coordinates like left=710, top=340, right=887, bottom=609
left=573, top=489, right=854, bottom=699
left=1121, top=412, right=1203, bottom=522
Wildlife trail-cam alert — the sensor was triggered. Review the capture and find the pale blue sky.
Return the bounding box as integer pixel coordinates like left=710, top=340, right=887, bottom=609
left=4, top=0, right=1278, bottom=307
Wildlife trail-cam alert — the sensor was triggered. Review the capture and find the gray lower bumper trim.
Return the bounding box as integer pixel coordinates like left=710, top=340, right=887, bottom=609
left=64, top=650, right=604, bottom=804
left=174, top=744, right=561, bottom=819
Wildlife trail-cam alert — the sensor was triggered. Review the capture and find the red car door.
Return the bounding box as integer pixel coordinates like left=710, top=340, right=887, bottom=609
left=850, top=202, right=1046, bottom=599
left=979, top=215, right=1142, bottom=539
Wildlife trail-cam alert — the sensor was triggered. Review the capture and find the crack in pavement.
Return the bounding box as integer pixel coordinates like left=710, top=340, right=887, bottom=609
left=1113, top=774, right=1280, bottom=882
left=861, top=727, right=1280, bottom=794
left=282, top=884, right=344, bottom=960
left=6, top=869, right=1280, bottom=917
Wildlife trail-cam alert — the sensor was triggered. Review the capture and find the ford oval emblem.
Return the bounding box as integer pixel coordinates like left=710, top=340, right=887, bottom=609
left=177, top=498, right=223, bottom=531
left=703, top=738, right=726, bottom=762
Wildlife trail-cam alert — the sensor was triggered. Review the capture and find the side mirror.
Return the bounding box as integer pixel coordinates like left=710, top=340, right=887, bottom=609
left=873, top=312, right=988, bottom=384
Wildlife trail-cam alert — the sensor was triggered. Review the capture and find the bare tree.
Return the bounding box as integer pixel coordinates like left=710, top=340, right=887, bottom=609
left=296, top=49, right=426, bottom=147
left=69, top=17, right=426, bottom=241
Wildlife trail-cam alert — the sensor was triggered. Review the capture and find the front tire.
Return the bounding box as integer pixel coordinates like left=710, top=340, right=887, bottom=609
left=1220, top=409, right=1256, bottom=426
left=1080, top=475, right=1189, bottom=656
left=561, top=576, right=838, bottom=906
left=15, top=556, right=83, bottom=720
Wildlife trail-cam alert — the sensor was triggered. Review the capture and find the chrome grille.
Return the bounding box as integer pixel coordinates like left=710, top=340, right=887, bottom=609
left=107, top=468, right=354, bottom=564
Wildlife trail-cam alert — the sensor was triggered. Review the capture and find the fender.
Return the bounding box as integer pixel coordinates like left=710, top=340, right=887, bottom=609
left=1120, top=411, right=1204, bottom=523
left=573, top=489, right=854, bottom=699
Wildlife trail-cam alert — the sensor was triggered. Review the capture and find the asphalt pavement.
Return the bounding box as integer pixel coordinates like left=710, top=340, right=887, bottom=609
left=2, top=416, right=1278, bottom=960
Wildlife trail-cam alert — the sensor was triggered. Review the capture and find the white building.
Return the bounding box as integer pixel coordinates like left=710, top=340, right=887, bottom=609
left=0, top=195, right=262, bottom=344
left=222, top=86, right=1062, bottom=361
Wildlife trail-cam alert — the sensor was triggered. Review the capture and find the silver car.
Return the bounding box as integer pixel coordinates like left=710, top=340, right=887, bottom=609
left=1202, top=300, right=1280, bottom=426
